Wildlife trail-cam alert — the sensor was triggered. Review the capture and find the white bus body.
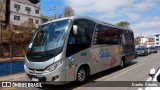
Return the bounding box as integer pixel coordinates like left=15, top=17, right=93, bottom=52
left=24, top=16, right=135, bottom=85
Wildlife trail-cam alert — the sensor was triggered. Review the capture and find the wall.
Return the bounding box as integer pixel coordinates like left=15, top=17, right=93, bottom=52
left=10, top=12, right=41, bottom=27
left=0, top=61, right=24, bottom=76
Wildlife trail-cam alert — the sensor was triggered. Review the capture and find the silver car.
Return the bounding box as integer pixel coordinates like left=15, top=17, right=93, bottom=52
left=147, top=47, right=151, bottom=54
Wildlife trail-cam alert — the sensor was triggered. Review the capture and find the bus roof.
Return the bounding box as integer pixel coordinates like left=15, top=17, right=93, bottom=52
left=42, top=16, right=133, bottom=32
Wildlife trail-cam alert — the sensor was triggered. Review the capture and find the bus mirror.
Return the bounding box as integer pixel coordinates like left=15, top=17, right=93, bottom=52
left=73, top=25, right=78, bottom=35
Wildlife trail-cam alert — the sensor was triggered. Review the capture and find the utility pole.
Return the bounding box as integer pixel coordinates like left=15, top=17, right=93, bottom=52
left=49, top=0, right=57, bottom=19
left=50, top=6, right=56, bottom=19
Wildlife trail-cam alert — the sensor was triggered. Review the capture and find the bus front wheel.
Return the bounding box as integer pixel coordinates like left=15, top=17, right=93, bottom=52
left=76, top=66, right=88, bottom=84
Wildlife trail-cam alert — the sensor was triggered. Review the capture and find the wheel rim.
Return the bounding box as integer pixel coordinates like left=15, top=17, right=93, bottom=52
left=120, top=60, right=124, bottom=67
left=77, top=69, right=86, bottom=82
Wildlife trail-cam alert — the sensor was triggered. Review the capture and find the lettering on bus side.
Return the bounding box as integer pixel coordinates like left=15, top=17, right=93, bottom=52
left=90, top=49, right=111, bottom=60
left=110, top=56, right=116, bottom=67
left=99, top=49, right=111, bottom=59
left=90, top=53, right=98, bottom=60
left=102, top=56, right=116, bottom=67
left=90, top=48, right=99, bottom=60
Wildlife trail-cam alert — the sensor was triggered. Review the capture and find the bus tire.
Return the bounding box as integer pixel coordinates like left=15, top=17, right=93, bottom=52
left=119, top=59, right=125, bottom=68
left=76, top=66, right=88, bottom=84
left=135, top=54, right=137, bottom=58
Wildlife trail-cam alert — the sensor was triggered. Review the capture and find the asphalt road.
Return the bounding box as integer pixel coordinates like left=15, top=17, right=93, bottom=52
left=16, top=51, right=160, bottom=90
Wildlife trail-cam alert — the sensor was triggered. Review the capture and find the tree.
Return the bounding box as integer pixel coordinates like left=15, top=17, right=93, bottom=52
left=2, top=24, right=14, bottom=44
left=62, top=6, right=75, bottom=17
left=134, top=37, right=141, bottom=45
left=21, top=20, right=36, bottom=28
left=2, top=24, right=34, bottom=57
left=58, top=13, right=63, bottom=19
left=116, top=21, right=130, bottom=28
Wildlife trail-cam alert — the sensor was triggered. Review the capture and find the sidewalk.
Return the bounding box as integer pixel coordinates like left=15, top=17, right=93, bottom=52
left=0, top=73, right=26, bottom=81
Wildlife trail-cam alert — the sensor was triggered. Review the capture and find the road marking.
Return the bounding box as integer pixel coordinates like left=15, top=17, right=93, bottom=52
left=146, top=77, right=152, bottom=81
left=137, top=77, right=152, bottom=90
left=108, top=63, right=145, bottom=80
left=95, top=63, right=140, bottom=81
left=137, top=88, right=143, bottom=90
left=96, top=63, right=145, bottom=81
left=73, top=63, right=146, bottom=90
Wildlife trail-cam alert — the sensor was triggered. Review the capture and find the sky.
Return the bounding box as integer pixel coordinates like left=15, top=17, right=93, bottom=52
left=40, top=0, right=160, bottom=37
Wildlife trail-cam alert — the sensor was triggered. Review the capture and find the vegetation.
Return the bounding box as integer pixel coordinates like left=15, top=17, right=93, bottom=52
left=1, top=20, right=35, bottom=57
left=20, top=20, right=36, bottom=28
left=116, top=21, right=130, bottom=28
left=62, top=6, right=75, bottom=17
left=134, top=37, right=141, bottom=45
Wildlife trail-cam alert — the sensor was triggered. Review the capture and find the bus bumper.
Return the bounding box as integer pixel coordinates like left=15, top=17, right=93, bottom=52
left=24, top=62, right=69, bottom=85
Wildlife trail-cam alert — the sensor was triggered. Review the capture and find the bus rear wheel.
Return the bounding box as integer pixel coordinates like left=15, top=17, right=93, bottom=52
left=76, top=67, right=88, bottom=84
left=119, top=59, right=125, bottom=68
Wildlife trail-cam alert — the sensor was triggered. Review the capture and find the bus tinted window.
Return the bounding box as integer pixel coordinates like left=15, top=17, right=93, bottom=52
left=76, top=27, right=87, bottom=44
left=123, top=31, right=134, bottom=45
left=95, top=25, right=121, bottom=45
left=66, top=19, right=95, bottom=57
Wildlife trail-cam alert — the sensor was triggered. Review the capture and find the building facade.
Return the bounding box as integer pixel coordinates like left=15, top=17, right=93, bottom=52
left=139, top=37, right=155, bottom=47
left=155, top=34, right=160, bottom=48
left=146, top=38, right=154, bottom=47
left=10, top=0, right=41, bottom=28
left=0, top=0, right=41, bottom=28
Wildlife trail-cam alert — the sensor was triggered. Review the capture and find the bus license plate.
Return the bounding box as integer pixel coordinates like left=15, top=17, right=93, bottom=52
left=32, top=77, right=38, bottom=81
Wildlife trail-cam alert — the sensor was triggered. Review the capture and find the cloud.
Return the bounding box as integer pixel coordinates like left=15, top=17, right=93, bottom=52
left=64, top=0, right=160, bottom=37
left=131, top=17, right=160, bottom=37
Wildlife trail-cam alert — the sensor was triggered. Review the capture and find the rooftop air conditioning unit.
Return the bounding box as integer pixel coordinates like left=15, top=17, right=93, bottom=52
left=28, top=11, right=30, bottom=14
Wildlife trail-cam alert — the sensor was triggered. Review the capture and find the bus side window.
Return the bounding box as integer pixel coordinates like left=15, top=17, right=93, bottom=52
left=76, top=27, right=87, bottom=44
left=121, top=33, right=126, bottom=45
left=95, top=25, right=120, bottom=45
left=66, top=19, right=95, bottom=57
left=68, top=31, right=76, bottom=45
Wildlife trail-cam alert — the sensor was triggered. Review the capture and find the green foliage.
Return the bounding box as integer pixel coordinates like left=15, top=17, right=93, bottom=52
left=134, top=37, right=141, bottom=45
left=2, top=24, right=34, bottom=57
left=20, top=20, right=36, bottom=28
left=116, top=21, right=130, bottom=28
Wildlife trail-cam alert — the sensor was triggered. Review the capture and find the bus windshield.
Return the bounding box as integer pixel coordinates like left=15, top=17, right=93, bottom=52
left=29, top=19, right=71, bottom=53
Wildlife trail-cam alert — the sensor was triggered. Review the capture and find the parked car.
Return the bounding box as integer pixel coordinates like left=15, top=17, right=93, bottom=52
left=145, top=68, right=160, bottom=90
left=136, top=47, right=148, bottom=56
left=147, top=47, right=152, bottom=54
left=149, top=47, right=158, bottom=53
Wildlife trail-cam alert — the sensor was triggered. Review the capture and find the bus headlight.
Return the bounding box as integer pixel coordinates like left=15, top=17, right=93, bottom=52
left=45, top=60, right=63, bottom=72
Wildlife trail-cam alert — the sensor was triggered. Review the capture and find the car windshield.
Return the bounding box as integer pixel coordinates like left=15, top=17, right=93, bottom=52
left=29, top=19, right=71, bottom=52
left=137, top=48, right=144, bottom=50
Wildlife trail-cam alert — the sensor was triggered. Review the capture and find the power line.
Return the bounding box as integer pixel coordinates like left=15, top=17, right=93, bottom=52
left=49, top=0, right=56, bottom=19
left=50, top=6, right=56, bottom=18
